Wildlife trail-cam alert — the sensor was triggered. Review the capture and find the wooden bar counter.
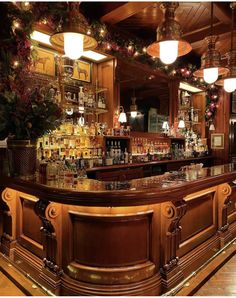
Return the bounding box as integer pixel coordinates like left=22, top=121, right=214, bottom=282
left=1, top=164, right=236, bottom=295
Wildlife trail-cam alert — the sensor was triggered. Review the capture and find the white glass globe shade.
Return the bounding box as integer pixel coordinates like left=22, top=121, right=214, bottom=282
left=159, top=40, right=178, bottom=65
left=203, top=67, right=218, bottom=84
left=64, top=33, right=84, bottom=60
left=224, top=78, right=236, bottom=93
left=131, top=111, right=137, bottom=118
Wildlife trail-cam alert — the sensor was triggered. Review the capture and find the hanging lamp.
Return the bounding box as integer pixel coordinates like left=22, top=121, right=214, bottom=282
left=216, top=3, right=236, bottom=92
left=193, top=3, right=229, bottom=84
left=50, top=3, right=97, bottom=60
left=146, top=2, right=192, bottom=65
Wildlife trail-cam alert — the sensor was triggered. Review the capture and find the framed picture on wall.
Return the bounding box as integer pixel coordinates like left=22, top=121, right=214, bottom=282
left=31, top=46, right=55, bottom=76
left=211, top=133, right=224, bottom=149
left=72, top=60, right=92, bottom=83
left=231, top=91, right=236, bottom=114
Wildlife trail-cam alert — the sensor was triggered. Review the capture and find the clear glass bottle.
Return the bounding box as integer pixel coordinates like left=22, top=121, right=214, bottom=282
left=78, top=86, right=84, bottom=107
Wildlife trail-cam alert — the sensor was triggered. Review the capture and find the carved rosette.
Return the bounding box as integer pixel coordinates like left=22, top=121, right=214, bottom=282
left=217, top=183, right=232, bottom=233
left=161, top=199, right=187, bottom=272
left=1, top=188, right=17, bottom=244
left=35, top=199, right=63, bottom=276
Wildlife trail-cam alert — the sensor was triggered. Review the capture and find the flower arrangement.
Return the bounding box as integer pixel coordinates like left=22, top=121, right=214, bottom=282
left=0, top=89, right=62, bottom=140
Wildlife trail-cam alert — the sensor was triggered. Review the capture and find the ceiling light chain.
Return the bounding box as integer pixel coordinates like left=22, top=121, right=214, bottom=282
left=193, top=2, right=229, bottom=84
left=215, top=2, right=236, bottom=92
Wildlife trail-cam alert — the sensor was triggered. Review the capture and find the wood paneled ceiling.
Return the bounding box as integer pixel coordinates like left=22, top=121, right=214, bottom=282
left=82, top=1, right=234, bottom=61
left=81, top=1, right=234, bottom=102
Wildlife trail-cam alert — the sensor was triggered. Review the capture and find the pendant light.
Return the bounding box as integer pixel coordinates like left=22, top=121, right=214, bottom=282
left=216, top=3, right=236, bottom=92
left=147, top=2, right=192, bottom=65
left=193, top=3, right=229, bottom=84
left=50, top=3, right=97, bottom=60
left=130, top=90, right=138, bottom=118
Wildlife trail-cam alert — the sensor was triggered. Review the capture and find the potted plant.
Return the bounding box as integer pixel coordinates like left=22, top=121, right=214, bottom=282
left=0, top=89, right=62, bottom=178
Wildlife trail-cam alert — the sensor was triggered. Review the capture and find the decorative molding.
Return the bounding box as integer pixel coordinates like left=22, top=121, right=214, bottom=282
left=35, top=199, right=63, bottom=276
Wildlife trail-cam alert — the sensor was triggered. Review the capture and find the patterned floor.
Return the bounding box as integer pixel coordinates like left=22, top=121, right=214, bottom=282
left=195, top=253, right=236, bottom=296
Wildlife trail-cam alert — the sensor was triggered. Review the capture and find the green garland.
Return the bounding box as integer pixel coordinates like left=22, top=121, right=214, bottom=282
left=0, top=2, right=219, bottom=129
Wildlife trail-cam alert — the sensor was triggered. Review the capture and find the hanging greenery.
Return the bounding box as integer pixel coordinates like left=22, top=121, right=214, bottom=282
left=205, top=85, right=219, bottom=122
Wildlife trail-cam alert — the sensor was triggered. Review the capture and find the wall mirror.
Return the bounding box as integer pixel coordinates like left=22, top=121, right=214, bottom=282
left=117, top=58, right=169, bottom=132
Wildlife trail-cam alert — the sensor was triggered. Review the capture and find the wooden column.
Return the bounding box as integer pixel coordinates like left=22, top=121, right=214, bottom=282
left=160, top=199, right=187, bottom=290
left=169, top=79, right=180, bottom=126
left=96, top=59, right=118, bottom=128
left=209, top=88, right=230, bottom=165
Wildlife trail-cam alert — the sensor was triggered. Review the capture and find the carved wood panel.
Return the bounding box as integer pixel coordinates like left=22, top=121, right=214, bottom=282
left=70, top=212, right=152, bottom=267
left=178, top=188, right=217, bottom=257
left=228, top=184, right=236, bottom=224
left=13, top=194, right=43, bottom=259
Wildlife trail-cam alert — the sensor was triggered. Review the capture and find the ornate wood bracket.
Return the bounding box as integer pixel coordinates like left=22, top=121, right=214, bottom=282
left=217, top=183, right=232, bottom=246
left=160, top=199, right=187, bottom=289
left=35, top=199, right=63, bottom=276
left=0, top=188, right=17, bottom=256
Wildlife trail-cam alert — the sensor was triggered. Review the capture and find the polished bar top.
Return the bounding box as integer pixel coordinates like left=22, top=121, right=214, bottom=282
left=1, top=164, right=236, bottom=207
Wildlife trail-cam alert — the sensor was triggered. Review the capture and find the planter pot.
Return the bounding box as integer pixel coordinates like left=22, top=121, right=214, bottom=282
left=7, top=139, right=37, bottom=179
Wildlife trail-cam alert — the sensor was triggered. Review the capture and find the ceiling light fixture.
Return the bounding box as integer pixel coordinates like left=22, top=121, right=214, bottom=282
left=216, top=3, right=236, bottom=93
left=146, top=2, right=192, bottom=65
left=193, top=3, right=229, bottom=84
left=50, top=3, right=97, bottom=60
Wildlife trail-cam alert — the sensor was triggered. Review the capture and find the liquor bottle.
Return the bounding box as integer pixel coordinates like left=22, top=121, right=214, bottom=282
left=147, top=149, right=152, bottom=161
left=78, top=86, right=84, bottom=107
left=97, top=94, right=102, bottom=109
left=128, top=152, right=132, bottom=164
left=83, top=89, right=88, bottom=107
left=124, top=148, right=129, bottom=164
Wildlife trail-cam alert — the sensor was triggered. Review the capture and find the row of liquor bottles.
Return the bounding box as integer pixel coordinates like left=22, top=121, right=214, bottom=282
left=50, top=84, right=107, bottom=110
left=38, top=133, right=171, bottom=161
left=131, top=137, right=170, bottom=155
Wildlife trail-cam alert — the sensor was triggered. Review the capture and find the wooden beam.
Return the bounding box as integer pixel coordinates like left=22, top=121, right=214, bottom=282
left=202, top=2, right=231, bottom=25
left=101, top=2, right=155, bottom=24
left=183, top=22, right=230, bottom=46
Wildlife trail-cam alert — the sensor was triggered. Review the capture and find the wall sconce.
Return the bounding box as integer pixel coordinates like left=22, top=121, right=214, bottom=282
left=118, top=106, right=127, bottom=123
left=147, top=2, right=191, bottom=65
left=162, top=121, right=169, bottom=133
left=209, top=121, right=215, bottom=131
left=50, top=3, right=97, bottom=60
left=178, top=119, right=185, bottom=129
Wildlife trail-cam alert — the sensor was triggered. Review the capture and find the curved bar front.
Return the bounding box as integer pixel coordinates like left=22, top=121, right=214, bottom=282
left=1, top=164, right=236, bottom=295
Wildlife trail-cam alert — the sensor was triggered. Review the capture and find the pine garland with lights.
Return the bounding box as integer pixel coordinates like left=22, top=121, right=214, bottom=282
left=205, top=85, right=219, bottom=122
left=0, top=1, right=220, bottom=133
